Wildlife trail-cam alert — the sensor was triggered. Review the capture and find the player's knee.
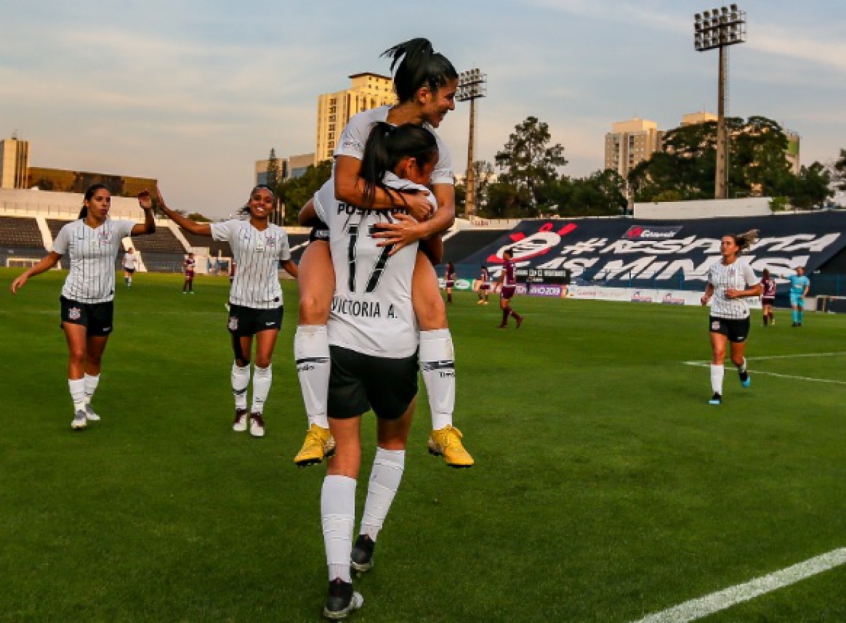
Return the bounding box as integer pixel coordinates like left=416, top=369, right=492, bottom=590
left=298, top=294, right=330, bottom=325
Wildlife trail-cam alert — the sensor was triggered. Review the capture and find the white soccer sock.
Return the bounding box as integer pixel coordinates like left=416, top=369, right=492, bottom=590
left=419, top=329, right=455, bottom=431
left=83, top=373, right=100, bottom=406
left=68, top=378, right=85, bottom=413
left=321, top=475, right=356, bottom=582
left=736, top=358, right=747, bottom=374
left=360, top=448, right=405, bottom=542
left=294, top=325, right=331, bottom=429
left=250, top=365, right=272, bottom=413
left=231, top=363, right=250, bottom=410
left=710, top=364, right=725, bottom=395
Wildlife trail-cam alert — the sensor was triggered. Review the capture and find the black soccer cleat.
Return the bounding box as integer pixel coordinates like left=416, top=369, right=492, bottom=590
left=323, top=578, right=363, bottom=620
left=350, top=534, right=375, bottom=574
left=708, top=392, right=722, bottom=405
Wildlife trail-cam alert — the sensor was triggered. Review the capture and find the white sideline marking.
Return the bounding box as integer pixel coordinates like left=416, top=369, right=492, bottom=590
left=631, top=548, right=846, bottom=623
left=683, top=351, right=846, bottom=386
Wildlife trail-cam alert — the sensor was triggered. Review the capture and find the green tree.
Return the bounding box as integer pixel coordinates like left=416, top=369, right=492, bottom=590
left=789, top=162, right=833, bottom=210
left=494, top=116, right=567, bottom=214
left=186, top=212, right=211, bottom=222
left=831, top=148, right=846, bottom=194
left=277, top=159, right=333, bottom=225
left=266, top=148, right=280, bottom=191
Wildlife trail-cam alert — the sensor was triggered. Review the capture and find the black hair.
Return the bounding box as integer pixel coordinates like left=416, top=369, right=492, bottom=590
left=78, top=183, right=110, bottom=219
left=381, top=38, right=458, bottom=103
left=503, top=248, right=514, bottom=258
left=359, top=122, right=438, bottom=208
left=238, top=184, right=276, bottom=217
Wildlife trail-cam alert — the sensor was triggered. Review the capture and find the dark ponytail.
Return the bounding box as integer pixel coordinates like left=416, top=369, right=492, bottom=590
left=381, top=38, right=458, bottom=102
left=79, top=183, right=110, bottom=219
left=359, top=122, right=438, bottom=208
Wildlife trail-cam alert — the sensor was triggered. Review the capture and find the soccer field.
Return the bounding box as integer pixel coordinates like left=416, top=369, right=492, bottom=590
left=1, top=268, right=845, bottom=623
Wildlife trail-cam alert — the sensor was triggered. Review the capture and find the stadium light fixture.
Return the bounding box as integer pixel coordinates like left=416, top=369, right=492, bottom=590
left=694, top=5, right=746, bottom=200
left=456, top=68, right=487, bottom=217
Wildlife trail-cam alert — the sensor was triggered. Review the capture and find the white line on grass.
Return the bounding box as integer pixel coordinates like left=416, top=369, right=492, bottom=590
left=631, top=548, right=846, bottom=623
left=683, top=351, right=846, bottom=386
left=683, top=361, right=846, bottom=386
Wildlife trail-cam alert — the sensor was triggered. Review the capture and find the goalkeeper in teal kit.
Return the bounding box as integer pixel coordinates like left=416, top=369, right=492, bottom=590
left=786, top=266, right=811, bottom=327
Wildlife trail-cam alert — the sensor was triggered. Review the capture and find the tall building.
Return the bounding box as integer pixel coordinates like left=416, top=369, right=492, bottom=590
left=680, top=111, right=718, bottom=127
left=0, top=138, right=30, bottom=189
left=255, top=152, right=316, bottom=186
left=315, top=73, right=396, bottom=164
left=604, top=119, right=664, bottom=179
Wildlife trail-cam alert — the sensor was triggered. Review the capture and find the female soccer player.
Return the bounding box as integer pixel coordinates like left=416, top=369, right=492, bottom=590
left=306, top=122, right=438, bottom=619
left=122, top=247, right=137, bottom=288
left=293, top=37, right=473, bottom=469
left=182, top=252, right=196, bottom=294
left=786, top=266, right=811, bottom=327
left=155, top=185, right=297, bottom=438
left=10, top=184, right=155, bottom=429
left=494, top=248, right=523, bottom=328
left=760, top=268, right=776, bottom=326
left=477, top=265, right=490, bottom=305
left=700, top=230, right=762, bottom=405
left=443, top=262, right=456, bottom=303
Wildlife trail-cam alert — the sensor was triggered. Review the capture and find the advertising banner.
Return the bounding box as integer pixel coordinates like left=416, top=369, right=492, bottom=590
left=460, top=213, right=846, bottom=292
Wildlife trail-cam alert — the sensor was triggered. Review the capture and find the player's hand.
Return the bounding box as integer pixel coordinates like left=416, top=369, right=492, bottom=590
left=725, top=288, right=742, bottom=299
left=138, top=189, right=153, bottom=210
left=397, top=189, right=433, bottom=222
left=700, top=294, right=710, bottom=306
left=372, top=213, right=425, bottom=255
left=10, top=275, right=27, bottom=294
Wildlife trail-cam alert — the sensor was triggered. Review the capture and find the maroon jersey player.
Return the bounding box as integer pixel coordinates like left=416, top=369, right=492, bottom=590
left=760, top=268, right=776, bottom=326
left=494, top=248, right=523, bottom=328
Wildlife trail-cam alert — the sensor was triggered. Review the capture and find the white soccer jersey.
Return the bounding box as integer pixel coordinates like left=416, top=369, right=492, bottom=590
left=123, top=252, right=137, bottom=270
left=314, top=173, right=438, bottom=358
left=707, top=258, right=760, bottom=319
left=211, top=219, right=292, bottom=309
left=334, top=106, right=454, bottom=186
left=51, top=218, right=135, bottom=303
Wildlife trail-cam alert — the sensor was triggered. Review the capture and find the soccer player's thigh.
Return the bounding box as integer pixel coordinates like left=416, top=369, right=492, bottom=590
left=327, top=346, right=371, bottom=478
left=228, top=305, right=256, bottom=363
left=412, top=251, right=447, bottom=330
left=363, top=354, right=418, bottom=448
left=298, top=241, right=335, bottom=324
left=253, top=307, right=283, bottom=366
left=708, top=317, right=729, bottom=361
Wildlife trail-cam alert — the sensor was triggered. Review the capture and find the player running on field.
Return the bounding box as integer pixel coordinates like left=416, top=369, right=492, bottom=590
left=10, top=184, right=156, bottom=430
left=760, top=268, right=776, bottom=326
left=477, top=265, right=490, bottom=304
left=122, top=246, right=137, bottom=288
left=785, top=266, right=811, bottom=327
left=700, top=229, right=762, bottom=405
left=494, top=248, right=523, bottom=328
left=155, top=186, right=297, bottom=438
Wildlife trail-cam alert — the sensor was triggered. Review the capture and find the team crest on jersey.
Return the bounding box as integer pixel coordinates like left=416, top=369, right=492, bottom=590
left=228, top=316, right=238, bottom=331
left=69, top=307, right=81, bottom=320
left=264, top=235, right=277, bottom=248
left=98, top=230, right=112, bottom=244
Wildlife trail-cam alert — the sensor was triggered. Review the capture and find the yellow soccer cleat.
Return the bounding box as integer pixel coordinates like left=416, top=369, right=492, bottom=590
left=294, top=423, right=335, bottom=467
left=428, top=425, right=474, bottom=468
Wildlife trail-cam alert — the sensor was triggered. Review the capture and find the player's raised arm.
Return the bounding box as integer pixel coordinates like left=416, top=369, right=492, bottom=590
left=131, top=190, right=157, bottom=236
left=154, top=188, right=212, bottom=236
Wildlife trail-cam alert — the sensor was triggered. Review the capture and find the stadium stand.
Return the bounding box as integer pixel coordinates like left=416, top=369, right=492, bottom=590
left=0, top=216, right=43, bottom=248
left=443, top=229, right=510, bottom=265
left=179, top=227, right=232, bottom=257
left=0, top=216, right=46, bottom=268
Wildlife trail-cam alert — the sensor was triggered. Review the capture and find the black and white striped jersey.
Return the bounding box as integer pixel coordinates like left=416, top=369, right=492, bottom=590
left=211, top=220, right=292, bottom=309
left=52, top=219, right=135, bottom=303
left=707, top=259, right=760, bottom=319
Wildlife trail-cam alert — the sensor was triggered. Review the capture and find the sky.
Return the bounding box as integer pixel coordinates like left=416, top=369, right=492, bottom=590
left=2, top=0, right=844, bottom=219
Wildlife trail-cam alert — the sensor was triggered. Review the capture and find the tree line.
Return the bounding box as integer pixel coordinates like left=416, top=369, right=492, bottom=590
left=257, top=115, right=844, bottom=225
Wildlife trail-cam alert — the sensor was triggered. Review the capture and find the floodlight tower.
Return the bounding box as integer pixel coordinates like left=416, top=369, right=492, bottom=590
left=694, top=5, right=746, bottom=199
left=456, top=68, right=487, bottom=216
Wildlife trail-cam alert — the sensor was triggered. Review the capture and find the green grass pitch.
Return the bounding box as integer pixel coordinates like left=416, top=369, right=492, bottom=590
left=1, top=268, right=845, bottom=622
